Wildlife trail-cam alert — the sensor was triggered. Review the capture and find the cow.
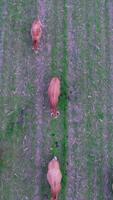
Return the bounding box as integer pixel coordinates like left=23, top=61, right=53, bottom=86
left=31, top=17, right=42, bottom=51
left=47, top=157, right=62, bottom=200
left=48, top=77, right=61, bottom=118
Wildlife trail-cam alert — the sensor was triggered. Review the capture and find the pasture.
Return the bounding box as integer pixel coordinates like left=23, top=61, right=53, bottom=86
left=0, top=0, right=113, bottom=199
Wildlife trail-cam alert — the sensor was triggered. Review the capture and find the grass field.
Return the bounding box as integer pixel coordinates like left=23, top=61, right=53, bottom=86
left=0, top=0, right=113, bottom=200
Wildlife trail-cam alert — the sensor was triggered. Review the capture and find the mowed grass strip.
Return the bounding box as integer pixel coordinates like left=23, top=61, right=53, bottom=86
left=92, top=0, right=113, bottom=199
left=0, top=0, right=4, bottom=26
left=66, top=1, right=99, bottom=197
left=94, top=1, right=107, bottom=199
left=84, top=0, right=104, bottom=199
left=49, top=0, right=68, bottom=199
left=0, top=96, right=36, bottom=200
left=66, top=0, right=89, bottom=198
left=0, top=0, right=38, bottom=199
left=104, top=1, right=113, bottom=197
left=83, top=0, right=113, bottom=199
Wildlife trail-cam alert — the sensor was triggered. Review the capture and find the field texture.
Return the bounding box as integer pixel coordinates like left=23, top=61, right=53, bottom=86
left=0, top=0, right=113, bottom=200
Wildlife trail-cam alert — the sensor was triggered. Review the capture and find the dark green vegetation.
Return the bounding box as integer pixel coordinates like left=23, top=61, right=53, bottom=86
left=0, top=0, right=113, bottom=200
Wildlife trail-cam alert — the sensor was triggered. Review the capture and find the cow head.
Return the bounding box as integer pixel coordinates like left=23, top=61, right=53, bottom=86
left=51, top=109, right=60, bottom=118
left=32, top=40, right=39, bottom=51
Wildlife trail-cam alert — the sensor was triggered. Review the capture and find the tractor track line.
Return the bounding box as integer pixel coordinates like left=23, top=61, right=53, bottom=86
left=102, top=1, right=113, bottom=199
left=0, top=0, right=8, bottom=95
left=34, top=1, right=51, bottom=200
left=67, top=0, right=88, bottom=199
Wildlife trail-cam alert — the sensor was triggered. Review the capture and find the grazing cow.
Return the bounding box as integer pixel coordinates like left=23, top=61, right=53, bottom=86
left=47, top=157, right=62, bottom=200
left=31, top=17, right=42, bottom=51
left=48, top=77, right=61, bottom=118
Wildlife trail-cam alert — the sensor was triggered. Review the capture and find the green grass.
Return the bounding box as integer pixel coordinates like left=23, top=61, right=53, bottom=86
left=83, top=0, right=112, bottom=199
left=0, top=97, right=36, bottom=199
left=49, top=0, right=68, bottom=199
left=1, top=0, right=113, bottom=199
left=0, top=0, right=37, bottom=191
left=84, top=0, right=102, bottom=197
left=104, top=0, right=113, bottom=187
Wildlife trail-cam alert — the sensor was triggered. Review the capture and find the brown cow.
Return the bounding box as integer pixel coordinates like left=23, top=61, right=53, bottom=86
left=31, top=17, right=42, bottom=51
left=47, top=157, right=62, bottom=200
left=48, top=77, right=61, bottom=118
